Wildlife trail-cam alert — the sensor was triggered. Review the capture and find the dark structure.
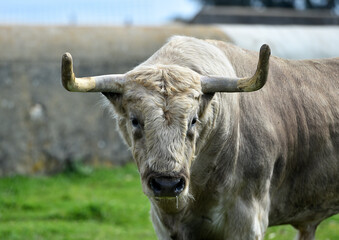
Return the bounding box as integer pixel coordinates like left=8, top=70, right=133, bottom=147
left=199, top=0, right=336, bottom=9
left=191, top=6, right=339, bottom=25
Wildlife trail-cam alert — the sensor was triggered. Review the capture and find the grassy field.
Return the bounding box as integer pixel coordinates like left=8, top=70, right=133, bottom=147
left=0, top=164, right=337, bottom=240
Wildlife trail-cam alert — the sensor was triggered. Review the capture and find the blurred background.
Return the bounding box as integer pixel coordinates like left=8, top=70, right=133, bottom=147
left=0, top=1, right=338, bottom=239
left=1, top=0, right=339, bottom=176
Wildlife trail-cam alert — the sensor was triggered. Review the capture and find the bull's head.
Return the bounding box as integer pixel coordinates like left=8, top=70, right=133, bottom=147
left=61, top=44, right=270, bottom=213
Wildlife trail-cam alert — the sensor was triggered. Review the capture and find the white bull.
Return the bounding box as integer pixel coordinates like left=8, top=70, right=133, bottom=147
left=61, top=36, right=339, bottom=240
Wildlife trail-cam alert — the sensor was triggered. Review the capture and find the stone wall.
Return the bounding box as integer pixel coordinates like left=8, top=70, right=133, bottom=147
left=0, top=25, right=230, bottom=176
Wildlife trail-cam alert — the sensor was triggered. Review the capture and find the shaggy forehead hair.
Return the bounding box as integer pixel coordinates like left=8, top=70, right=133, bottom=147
left=125, top=64, right=202, bottom=98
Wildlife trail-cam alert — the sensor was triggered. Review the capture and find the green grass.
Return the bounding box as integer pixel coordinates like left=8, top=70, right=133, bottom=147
left=0, top=164, right=337, bottom=240
left=0, top=164, right=155, bottom=240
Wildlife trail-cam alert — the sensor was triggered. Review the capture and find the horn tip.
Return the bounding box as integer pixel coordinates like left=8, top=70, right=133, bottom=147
left=61, top=52, right=74, bottom=91
left=62, top=52, right=73, bottom=64
left=260, top=44, right=271, bottom=57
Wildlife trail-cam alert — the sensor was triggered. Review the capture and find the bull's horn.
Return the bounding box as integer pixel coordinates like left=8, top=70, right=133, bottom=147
left=61, top=52, right=125, bottom=93
left=201, top=44, right=270, bottom=93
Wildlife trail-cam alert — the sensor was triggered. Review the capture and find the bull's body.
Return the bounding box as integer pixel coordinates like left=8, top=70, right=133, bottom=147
left=62, top=36, right=339, bottom=239
left=134, top=37, right=338, bottom=239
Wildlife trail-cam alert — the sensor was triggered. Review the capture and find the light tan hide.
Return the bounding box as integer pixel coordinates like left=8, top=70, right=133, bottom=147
left=61, top=36, right=339, bottom=240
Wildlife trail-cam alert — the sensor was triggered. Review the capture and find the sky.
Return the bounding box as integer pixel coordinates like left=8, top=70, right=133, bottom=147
left=0, top=0, right=202, bottom=25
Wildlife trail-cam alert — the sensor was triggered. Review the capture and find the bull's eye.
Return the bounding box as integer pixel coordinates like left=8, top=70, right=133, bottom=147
left=131, top=117, right=140, bottom=128
left=187, top=116, right=198, bottom=140
left=190, top=117, right=198, bottom=128
left=191, top=117, right=197, bottom=126
left=130, top=117, right=143, bottom=139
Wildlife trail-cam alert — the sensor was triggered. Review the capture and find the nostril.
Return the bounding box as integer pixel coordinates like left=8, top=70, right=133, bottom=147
left=150, top=178, right=162, bottom=194
left=149, top=177, right=186, bottom=197
left=174, top=178, right=185, bottom=195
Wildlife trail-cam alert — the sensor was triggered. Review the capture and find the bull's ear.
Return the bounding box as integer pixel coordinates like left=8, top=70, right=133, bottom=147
left=101, top=92, right=125, bottom=116
left=198, top=93, right=215, bottom=119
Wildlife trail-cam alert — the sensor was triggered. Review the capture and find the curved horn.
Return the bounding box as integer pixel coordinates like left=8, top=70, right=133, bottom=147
left=61, top=52, right=125, bottom=93
left=201, top=44, right=271, bottom=93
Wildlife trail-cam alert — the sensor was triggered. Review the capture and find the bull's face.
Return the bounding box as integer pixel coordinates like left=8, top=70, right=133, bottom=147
left=104, top=65, right=203, bottom=212
left=61, top=43, right=270, bottom=213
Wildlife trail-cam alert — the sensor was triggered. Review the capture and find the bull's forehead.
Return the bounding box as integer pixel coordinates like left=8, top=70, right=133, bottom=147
left=124, top=86, right=199, bottom=125
left=125, top=64, right=202, bottom=98
left=123, top=64, right=202, bottom=122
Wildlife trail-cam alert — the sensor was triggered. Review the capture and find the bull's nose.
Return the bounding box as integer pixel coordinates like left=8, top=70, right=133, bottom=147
left=149, top=177, right=185, bottom=197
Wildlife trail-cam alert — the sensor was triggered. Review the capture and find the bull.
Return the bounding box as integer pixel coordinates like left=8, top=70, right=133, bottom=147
left=61, top=36, right=339, bottom=240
